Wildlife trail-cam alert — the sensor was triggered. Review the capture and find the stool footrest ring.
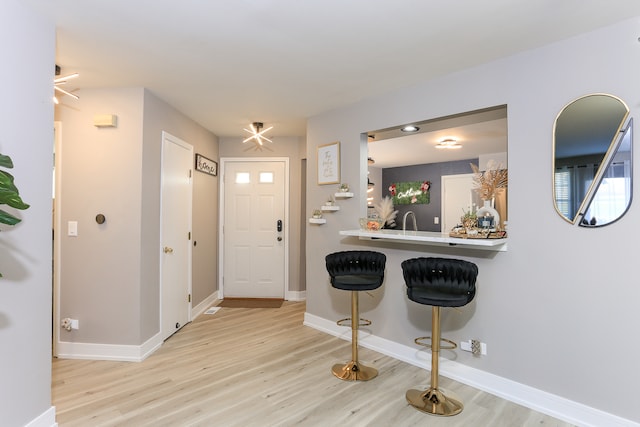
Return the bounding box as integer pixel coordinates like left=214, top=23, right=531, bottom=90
left=414, top=336, right=457, bottom=350
left=336, top=317, right=372, bottom=327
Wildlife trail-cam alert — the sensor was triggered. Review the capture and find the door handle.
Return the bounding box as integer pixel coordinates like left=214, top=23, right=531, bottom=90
left=277, top=219, right=283, bottom=232
left=164, top=246, right=174, bottom=254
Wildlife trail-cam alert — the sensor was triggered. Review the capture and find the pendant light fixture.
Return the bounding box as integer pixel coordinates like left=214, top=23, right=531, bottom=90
left=243, top=122, right=273, bottom=151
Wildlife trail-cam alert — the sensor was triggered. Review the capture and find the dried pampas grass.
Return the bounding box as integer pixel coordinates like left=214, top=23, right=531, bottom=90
left=374, top=196, right=398, bottom=228
left=470, top=160, right=508, bottom=201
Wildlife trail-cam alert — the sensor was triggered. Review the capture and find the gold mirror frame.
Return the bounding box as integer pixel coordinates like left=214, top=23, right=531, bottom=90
left=552, top=93, right=631, bottom=226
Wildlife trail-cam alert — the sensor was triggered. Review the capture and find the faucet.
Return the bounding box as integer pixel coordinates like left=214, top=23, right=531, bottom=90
left=402, top=211, right=417, bottom=231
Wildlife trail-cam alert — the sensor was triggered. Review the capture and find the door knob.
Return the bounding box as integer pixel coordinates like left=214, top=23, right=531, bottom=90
left=164, top=246, right=174, bottom=254
left=277, top=236, right=282, bottom=241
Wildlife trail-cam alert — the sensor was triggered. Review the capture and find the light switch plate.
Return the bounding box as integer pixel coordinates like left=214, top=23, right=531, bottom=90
left=68, top=221, right=78, bottom=237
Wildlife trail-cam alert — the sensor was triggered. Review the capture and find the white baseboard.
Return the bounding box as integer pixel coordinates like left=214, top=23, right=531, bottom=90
left=56, top=332, right=162, bottom=362
left=25, top=406, right=57, bottom=427
left=286, top=290, right=306, bottom=301
left=192, top=291, right=219, bottom=318
left=303, top=312, right=639, bottom=427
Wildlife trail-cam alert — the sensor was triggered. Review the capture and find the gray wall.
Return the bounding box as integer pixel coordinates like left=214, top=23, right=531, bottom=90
left=0, top=1, right=55, bottom=425
left=219, top=136, right=306, bottom=295
left=141, top=90, right=219, bottom=333
left=306, top=17, right=640, bottom=423
left=56, top=88, right=219, bottom=347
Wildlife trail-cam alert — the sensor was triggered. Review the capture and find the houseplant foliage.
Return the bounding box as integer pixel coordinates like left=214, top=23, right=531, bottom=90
left=0, top=153, right=30, bottom=277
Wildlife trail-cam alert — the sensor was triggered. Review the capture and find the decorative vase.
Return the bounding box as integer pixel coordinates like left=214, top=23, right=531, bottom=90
left=476, top=199, right=500, bottom=230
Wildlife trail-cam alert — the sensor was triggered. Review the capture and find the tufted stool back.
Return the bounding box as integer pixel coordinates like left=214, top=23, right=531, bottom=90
left=326, top=250, right=386, bottom=291
left=402, top=257, right=477, bottom=308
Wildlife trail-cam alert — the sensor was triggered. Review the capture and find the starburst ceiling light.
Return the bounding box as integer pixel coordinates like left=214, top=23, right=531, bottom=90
left=243, top=122, right=273, bottom=151
left=53, top=65, right=79, bottom=104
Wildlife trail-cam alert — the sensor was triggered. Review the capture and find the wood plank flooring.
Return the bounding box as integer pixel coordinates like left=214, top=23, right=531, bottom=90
left=52, top=302, right=574, bottom=426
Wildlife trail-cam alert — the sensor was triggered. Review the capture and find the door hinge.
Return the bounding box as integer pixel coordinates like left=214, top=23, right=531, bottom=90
left=188, top=294, right=191, bottom=303
left=189, top=169, right=192, bottom=178
left=188, top=231, right=191, bottom=240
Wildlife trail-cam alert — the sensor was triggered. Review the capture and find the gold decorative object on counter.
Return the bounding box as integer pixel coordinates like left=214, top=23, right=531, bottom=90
left=470, top=161, right=508, bottom=201
left=449, top=228, right=507, bottom=239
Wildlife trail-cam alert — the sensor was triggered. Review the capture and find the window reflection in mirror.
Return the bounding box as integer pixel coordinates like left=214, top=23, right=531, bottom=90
left=553, top=94, right=631, bottom=226
left=366, top=105, right=508, bottom=233
left=580, top=119, right=633, bottom=227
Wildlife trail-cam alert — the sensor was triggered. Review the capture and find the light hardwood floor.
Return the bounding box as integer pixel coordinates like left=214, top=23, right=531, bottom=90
left=52, top=302, right=574, bottom=426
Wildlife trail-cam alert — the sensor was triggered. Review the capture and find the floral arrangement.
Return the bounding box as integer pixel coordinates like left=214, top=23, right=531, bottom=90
left=374, top=196, right=399, bottom=228
left=470, top=161, right=508, bottom=201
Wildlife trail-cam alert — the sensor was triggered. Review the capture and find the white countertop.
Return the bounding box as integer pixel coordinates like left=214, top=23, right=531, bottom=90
left=339, top=229, right=508, bottom=251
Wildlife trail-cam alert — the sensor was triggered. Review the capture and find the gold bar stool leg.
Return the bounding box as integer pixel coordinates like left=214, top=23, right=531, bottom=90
left=331, top=291, right=378, bottom=381
left=406, top=306, right=464, bottom=416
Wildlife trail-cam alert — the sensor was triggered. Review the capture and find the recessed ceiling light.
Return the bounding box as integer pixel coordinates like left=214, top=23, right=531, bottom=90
left=401, top=125, right=419, bottom=132
left=436, top=138, right=462, bottom=149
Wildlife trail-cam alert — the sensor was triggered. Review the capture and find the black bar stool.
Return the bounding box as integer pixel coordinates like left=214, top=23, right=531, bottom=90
left=401, top=257, right=478, bottom=416
left=325, top=250, right=386, bottom=381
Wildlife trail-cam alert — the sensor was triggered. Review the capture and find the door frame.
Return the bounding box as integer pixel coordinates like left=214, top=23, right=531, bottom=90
left=218, top=157, right=290, bottom=299
left=53, top=121, right=62, bottom=356
left=159, top=131, right=193, bottom=340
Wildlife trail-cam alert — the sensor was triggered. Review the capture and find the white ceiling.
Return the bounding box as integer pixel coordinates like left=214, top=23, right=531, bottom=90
left=25, top=0, right=640, bottom=138
left=368, top=117, right=508, bottom=169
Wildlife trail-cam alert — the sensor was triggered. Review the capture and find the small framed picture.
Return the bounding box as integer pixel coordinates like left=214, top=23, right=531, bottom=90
left=317, top=141, right=340, bottom=185
left=195, top=153, right=217, bottom=176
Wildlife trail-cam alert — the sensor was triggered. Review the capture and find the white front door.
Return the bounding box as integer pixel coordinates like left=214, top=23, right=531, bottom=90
left=221, top=159, right=287, bottom=299
left=160, top=132, right=193, bottom=340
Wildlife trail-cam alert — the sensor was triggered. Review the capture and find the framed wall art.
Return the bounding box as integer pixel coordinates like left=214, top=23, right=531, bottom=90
left=317, top=141, right=340, bottom=185
left=195, top=153, right=217, bottom=176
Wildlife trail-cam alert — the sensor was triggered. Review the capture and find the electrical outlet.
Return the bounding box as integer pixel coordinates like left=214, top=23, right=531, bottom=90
left=434, top=216, right=439, bottom=224
left=70, top=319, right=79, bottom=330
left=461, top=339, right=487, bottom=356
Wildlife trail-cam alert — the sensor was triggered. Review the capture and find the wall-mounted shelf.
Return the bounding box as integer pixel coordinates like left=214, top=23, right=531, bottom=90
left=334, top=192, right=354, bottom=198
left=321, top=205, right=340, bottom=212
left=339, top=229, right=507, bottom=251
left=309, top=218, right=327, bottom=224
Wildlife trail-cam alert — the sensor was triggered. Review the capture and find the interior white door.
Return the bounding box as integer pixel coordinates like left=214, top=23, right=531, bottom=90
left=160, top=132, right=192, bottom=340
left=222, top=160, right=286, bottom=299
left=441, top=173, right=475, bottom=233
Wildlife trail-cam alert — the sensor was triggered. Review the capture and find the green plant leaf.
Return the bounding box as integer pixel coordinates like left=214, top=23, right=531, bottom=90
left=0, top=154, right=14, bottom=169
left=0, top=189, right=29, bottom=210
left=0, top=170, right=19, bottom=194
left=0, top=209, right=21, bottom=226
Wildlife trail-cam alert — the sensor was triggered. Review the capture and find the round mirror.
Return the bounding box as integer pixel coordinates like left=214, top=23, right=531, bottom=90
left=553, top=94, right=632, bottom=226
